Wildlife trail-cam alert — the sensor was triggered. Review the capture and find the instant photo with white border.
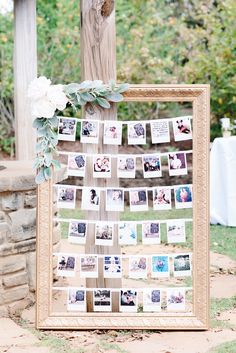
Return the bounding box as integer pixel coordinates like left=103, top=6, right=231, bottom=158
left=174, top=185, right=193, bottom=209
left=67, top=288, right=86, bottom=312
left=93, top=289, right=112, bottom=312
left=142, top=222, right=161, bottom=245
left=129, top=188, right=148, bottom=212
left=57, top=185, right=76, bottom=209
left=173, top=253, right=192, bottom=277
left=151, top=255, right=170, bottom=278
left=57, top=255, right=76, bottom=277
left=153, top=187, right=172, bottom=211
left=142, top=155, right=162, bottom=178
left=95, top=222, right=114, bottom=246
left=127, top=122, right=146, bottom=145
left=150, top=120, right=170, bottom=144
left=81, top=187, right=100, bottom=211
left=118, top=223, right=137, bottom=245
left=80, top=255, right=98, bottom=278
left=143, top=288, right=162, bottom=312
left=119, top=289, right=138, bottom=313
left=106, top=188, right=124, bottom=212
left=129, top=256, right=148, bottom=278
left=57, top=116, right=77, bottom=141
left=68, top=221, right=87, bottom=245
left=166, top=288, right=186, bottom=312
left=168, top=152, right=187, bottom=176
left=93, top=154, right=111, bottom=178
left=103, top=255, right=122, bottom=278
left=103, top=121, right=123, bottom=145
left=80, top=119, right=99, bottom=144
left=167, top=219, right=186, bottom=244
left=117, top=156, right=136, bottom=178
left=67, top=154, right=86, bottom=177
left=172, top=116, right=192, bottom=142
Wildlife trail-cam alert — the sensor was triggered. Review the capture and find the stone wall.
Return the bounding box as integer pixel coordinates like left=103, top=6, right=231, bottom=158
left=0, top=161, right=65, bottom=317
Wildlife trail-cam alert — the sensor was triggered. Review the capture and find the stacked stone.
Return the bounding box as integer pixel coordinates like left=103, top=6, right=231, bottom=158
left=0, top=161, right=64, bottom=317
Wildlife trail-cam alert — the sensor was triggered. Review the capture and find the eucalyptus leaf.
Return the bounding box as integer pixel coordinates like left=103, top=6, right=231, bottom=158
left=33, top=118, right=45, bottom=129
left=44, top=152, right=53, bottom=167
left=43, top=167, right=52, bottom=180
left=96, top=97, right=111, bottom=109
left=106, top=92, right=123, bottom=102
left=35, top=169, right=46, bottom=184
left=48, top=115, right=59, bottom=128
left=108, top=79, right=116, bottom=90
left=115, top=83, right=130, bottom=93
left=79, top=80, right=93, bottom=89
left=51, top=159, right=61, bottom=170
left=80, top=92, right=96, bottom=102
left=64, top=83, right=82, bottom=94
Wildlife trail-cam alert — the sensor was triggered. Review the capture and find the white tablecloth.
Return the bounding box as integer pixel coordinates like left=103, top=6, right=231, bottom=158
left=210, top=136, right=236, bottom=226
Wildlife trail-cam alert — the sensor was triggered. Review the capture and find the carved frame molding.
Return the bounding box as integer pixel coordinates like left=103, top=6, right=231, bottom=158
left=36, top=84, right=210, bottom=330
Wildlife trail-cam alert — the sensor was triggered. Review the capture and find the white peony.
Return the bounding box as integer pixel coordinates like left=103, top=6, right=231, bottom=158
left=28, top=76, right=69, bottom=118
left=47, top=84, right=68, bottom=111
left=28, top=76, right=51, bottom=100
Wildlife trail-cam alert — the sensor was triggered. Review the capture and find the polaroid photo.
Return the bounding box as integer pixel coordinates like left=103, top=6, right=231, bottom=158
left=172, top=116, right=192, bottom=142
left=106, top=188, right=124, bottom=212
left=153, top=187, right=172, bottom=211
left=129, top=188, right=148, bottom=212
left=103, top=121, right=123, bottom=145
left=142, top=155, right=162, bottom=178
left=150, top=120, right=170, bottom=144
left=93, top=290, right=112, bottom=312
left=119, top=223, right=137, bottom=245
left=129, top=256, right=148, bottom=278
left=67, top=154, right=86, bottom=177
left=57, top=186, right=76, bottom=209
left=167, top=220, right=186, bottom=244
left=173, top=254, right=191, bottom=277
left=80, top=120, right=99, bottom=144
left=117, top=156, right=136, bottom=178
left=128, top=122, right=146, bottom=145
left=174, top=185, right=193, bottom=209
left=93, top=155, right=111, bottom=178
left=104, top=256, right=122, bottom=278
left=95, top=222, right=113, bottom=246
left=142, top=222, right=161, bottom=245
left=58, top=117, right=77, bottom=141
left=67, top=288, right=86, bottom=312
left=80, top=255, right=98, bottom=278
left=151, top=255, right=170, bottom=278
left=57, top=255, right=76, bottom=277
left=68, top=221, right=87, bottom=244
left=167, top=288, right=186, bottom=311
left=143, top=288, right=161, bottom=312
left=120, top=289, right=138, bottom=313
left=168, top=152, right=187, bottom=176
left=81, top=187, right=100, bottom=211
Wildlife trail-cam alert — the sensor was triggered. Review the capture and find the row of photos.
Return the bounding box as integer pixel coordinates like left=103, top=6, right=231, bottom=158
left=56, top=253, right=192, bottom=279
left=66, top=219, right=189, bottom=246
left=64, top=287, right=189, bottom=313
left=65, top=151, right=190, bottom=178
left=57, top=116, right=192, bottom=144
left=56, top=184, right=193, bottom=211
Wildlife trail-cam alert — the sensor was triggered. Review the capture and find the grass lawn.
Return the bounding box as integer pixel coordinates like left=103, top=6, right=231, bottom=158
left=209, top=340, right=236, bottom=353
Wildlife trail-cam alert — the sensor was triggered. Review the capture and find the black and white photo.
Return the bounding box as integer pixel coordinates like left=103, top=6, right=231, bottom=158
left=173, top=254, right=191, bottom=277
left=142, top=155, right=162, bottom=178
left=153, top=187, right=172, bottom=211
left=57, top=186, right=76, bottom=209
left=128, top=122, right=146, bottom=145
left=167, top=220, right=186, bottom=243
left=103, top=121, right=122, bottom=145
left=142, top=222, right=161, bottom=245
left=103, top=256, right=122, bottom=278
left=129, top=188, right=148, bottom=211
left=81, top=187, right=100, bottom=211
left=80, top=255, right=98, bottom=278
left=117, top=156, right=136, bottom=178
left=58, top=117, right=77, bottom=141
left=68, top=221, right=87, bottom=244
left=120, top=290, right=138, bottom=312
left=93, top=155, right=111, bottom=178
left=95, top=222, right=113, bottom=246
left=93, top=290, right=112, bottom=312
left=168, top=152, right=187, bottom=176
left=67, top=288, right=86, bottom=311
left=143, top=288, right=161, bottom=312
left=172, top=116, right=192, bottom=142
left=57, top=255, right=76, bottom=277
left=80, top=120, right=99, bottom=143
left=67, top=154, right=86, bottom=177
left=106, top=188, right=124, bottom=212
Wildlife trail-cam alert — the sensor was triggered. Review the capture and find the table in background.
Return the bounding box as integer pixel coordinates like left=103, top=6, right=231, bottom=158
left=210, top=136, right=236, bottom=226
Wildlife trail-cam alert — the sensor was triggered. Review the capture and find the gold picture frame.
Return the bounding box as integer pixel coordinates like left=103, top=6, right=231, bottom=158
left=36, top=84, right=210, bottom=330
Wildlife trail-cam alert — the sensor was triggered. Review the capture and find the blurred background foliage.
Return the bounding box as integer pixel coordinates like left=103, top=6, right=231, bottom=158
left=0, top=0, right=235, bottom=155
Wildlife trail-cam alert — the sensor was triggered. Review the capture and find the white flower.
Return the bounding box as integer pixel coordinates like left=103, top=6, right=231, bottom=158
left=31, top=97, right=56, bottom=119
left=47, top=85, right=68, bottom=111
left=28, top=76, right=69, bottom=118
left=28, top=76, right=51, bottom=100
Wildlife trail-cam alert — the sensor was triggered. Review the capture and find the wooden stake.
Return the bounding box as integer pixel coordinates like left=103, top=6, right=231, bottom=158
left=80, top=0, right=121, bottom=312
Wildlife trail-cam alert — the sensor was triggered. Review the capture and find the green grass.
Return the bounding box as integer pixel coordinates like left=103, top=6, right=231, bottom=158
left=99, top=340, right=129, bottom=353
left=209, top=340, right=236, bottom=353
left=210, top=296, right=236, bottom=329
left=210, top=225, right=236, bottom=261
